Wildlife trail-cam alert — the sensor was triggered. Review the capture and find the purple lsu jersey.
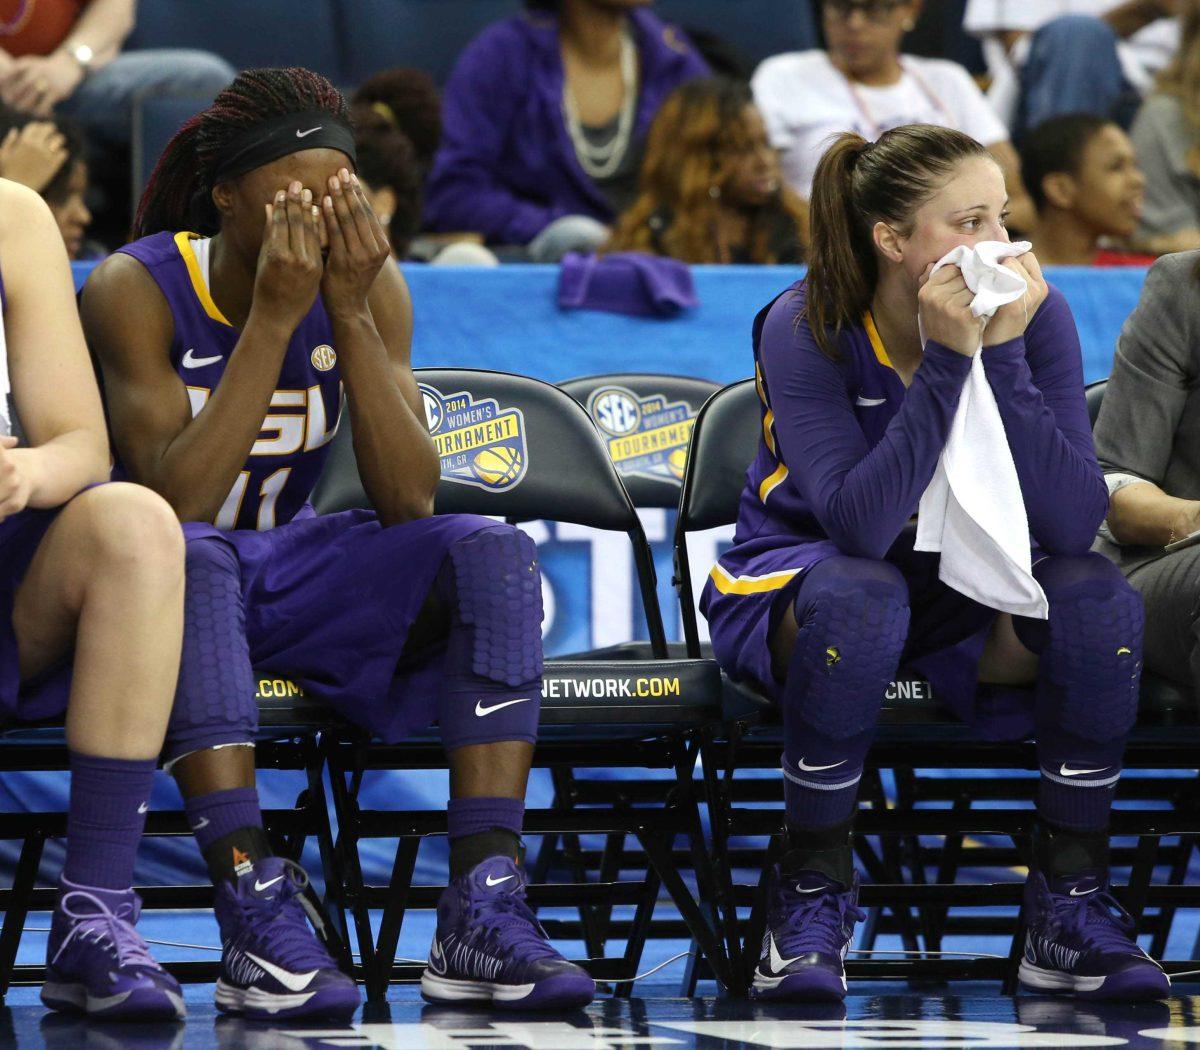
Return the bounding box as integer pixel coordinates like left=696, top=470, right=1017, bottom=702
left=117, top=231, right=342, bottom=531
left=735, top=280, right=904, bottom=551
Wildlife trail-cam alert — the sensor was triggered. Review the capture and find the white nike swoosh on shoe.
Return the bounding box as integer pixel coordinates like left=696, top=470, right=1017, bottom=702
left=191, top=817, right=210, bottom=831
left=137, top=802, right=149, bottom=814
left=1069, top=886, right=1099, bottom=896
left=795, top=885, right=824, bottom=894
left=767, top=933, right=803, bottom=975
left=475, top=698, right=530, bottom=717
left=797, top=758, right=847, bottom=773
left=244, top=952, right=318, bottom=992
left=855, top=396, right=887, bottom=407
left=485, top=874, right=516, bottom=887
left=295, top=126, right=323, bottom=138
left=1059, top=764, right=1110, bottom=777
left=254, top=875, right=285, bottom=892
left=182, top=348, right=222, bottom=369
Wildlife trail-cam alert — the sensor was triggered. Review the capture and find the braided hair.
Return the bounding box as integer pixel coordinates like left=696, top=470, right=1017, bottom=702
left=133, top=67, right=348, bottom=239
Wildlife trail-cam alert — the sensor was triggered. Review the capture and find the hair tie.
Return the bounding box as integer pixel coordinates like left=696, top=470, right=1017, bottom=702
left=370, top=101, right=399, bottom=129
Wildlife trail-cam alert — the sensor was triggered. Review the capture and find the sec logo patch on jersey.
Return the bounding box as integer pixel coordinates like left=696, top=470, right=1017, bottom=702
left=310, top=344, right=337, bottom=371
left=419, top=383, right=529, bottom=493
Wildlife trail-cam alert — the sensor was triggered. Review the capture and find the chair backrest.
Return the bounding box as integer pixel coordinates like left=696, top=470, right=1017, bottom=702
left=558, top=373, right=721, bottom=510
left=336, top=0, right=515, bottom=86
left=654, top=0, right=818, bottom=70
left=311, top=367, right=668, bottom=653
left=671, top=379, right=759, bottom=655
left=125, top=0, right=342, bottom=81
left=677, top=379, right=759, bottom=534
left=1086, top=379, right=1107, bottom=429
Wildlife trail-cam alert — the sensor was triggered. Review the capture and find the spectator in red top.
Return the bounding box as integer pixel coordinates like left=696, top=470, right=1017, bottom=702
left=0, top=0, right=234, bottom=147
left=1020, top=113, right=1155, bottom=266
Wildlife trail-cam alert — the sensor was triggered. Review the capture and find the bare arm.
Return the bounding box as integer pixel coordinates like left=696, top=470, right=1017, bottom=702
left=321, top=170, right=438, bottom=526
left=1108, top=479, right=1197, bottom=546
left=0, top=179, right=108, bottom=510
left=83, top=185, right=326, bottom=522
left=62, top=0, right=136, bottom=68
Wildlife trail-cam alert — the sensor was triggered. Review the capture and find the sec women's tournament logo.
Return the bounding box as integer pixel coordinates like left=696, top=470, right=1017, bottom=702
left=419, top=383, right=529, bottom=492
left=587, top=386, right=696, bottom=481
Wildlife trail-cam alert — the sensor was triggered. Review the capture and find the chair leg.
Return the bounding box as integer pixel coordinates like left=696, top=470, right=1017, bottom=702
left=739, top=833, right=784, bottom=995
left=306, top=746, right=354, bottom=975
left=639, top=826, right=736, bottom=995
left=613, top=865, right=662, bottom=998
left=373, top=836, right=422, bottom=996
left=0, top=830, right=45, bottom=1001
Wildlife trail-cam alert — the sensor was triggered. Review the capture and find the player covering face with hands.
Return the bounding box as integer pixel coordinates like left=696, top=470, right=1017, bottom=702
left=82, top=68, right=593, bottom=1021
left=702, top=124, right=1166, bottom=1004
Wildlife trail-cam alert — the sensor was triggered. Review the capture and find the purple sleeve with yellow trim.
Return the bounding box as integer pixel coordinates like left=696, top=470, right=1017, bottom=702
left=758, top=298, right=972, bottom=561
left=981, top=285, right=1107, bottom=555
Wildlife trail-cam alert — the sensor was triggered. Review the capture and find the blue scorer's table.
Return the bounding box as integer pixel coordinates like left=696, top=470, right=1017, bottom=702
left=71, top=261, right=1145, bottom=385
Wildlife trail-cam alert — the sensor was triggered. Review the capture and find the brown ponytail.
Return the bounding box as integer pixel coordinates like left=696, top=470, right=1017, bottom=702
left=803, top=124, right=991, bottom=359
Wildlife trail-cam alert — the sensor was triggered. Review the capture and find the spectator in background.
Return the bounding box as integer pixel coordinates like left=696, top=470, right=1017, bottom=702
left=1020, top=114, right=1154, bottom=266
left=351, top=67, right=442, bottom=176
left=350, top=69, right=442, bottom=260
left=1131, top=0, right=1200, bottom=254
left=752, top=0, right=1035, bottom=231
left=424, top=0, right=709, bottom=262
left=0, top=106, right=93, bottom=258
left=964, top=0, right=1178, bottom=142
left=607, top=78, right=807, bottom=264
left=0, top=0, right=235, bottom=147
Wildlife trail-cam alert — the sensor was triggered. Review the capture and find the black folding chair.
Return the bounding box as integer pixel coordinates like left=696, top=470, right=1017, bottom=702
left=310, top=367, right=734, bottom=1000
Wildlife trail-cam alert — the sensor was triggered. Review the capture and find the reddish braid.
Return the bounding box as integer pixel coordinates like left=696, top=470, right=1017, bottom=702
left=132, top=67, right=349, bottom=240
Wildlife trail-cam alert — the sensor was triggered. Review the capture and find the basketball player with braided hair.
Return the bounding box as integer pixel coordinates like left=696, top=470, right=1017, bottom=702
left=82, top=67, right=593, bottom=1019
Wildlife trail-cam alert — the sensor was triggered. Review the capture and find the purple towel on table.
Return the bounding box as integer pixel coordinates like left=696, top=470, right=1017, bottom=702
left=557, top=252, right=699, bottom=318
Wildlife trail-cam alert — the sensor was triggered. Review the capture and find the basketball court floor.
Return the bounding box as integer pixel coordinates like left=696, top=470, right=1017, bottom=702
left=4, top=984, right=1200, bottom=1049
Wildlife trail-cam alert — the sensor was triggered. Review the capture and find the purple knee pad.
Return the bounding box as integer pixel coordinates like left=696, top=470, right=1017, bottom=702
left=162, top=538, right=258, bottom=765
left=438, top=526, right=543, bottom=751
left=783, top=557, right=910, bottom=742
left=1019, top=553, right=1143, bottom=753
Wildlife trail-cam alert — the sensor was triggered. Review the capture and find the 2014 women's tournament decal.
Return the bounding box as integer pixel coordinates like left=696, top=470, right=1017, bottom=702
left=420, top=383, right=529, bottom=492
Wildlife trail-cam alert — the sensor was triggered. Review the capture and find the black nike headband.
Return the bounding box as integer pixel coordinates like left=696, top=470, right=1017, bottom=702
left=211, top=111, right=357, bottom=185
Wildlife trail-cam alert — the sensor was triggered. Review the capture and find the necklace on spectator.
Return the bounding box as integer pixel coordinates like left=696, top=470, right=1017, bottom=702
left=562, top=26, right=638, bottom=180
left=0, top=0, right=34, bottom=36
left=834, top=56, right=952, bottom=139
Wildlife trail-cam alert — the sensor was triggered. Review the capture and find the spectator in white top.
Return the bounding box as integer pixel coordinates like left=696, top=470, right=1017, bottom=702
left=752, top=0, right=1034, bottom=230
left=964, top=0, right=1179, bottom=141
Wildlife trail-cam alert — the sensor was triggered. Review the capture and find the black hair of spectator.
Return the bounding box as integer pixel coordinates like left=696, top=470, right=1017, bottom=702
left=352, top=114, right=424, bottom=258
left=0, top=103, right=86, bottom=205
left=350, top=68, right=442, bottom=173
left=524, top=0, right=558, bottom=8
left=134, top=67, right=348, bottom=239
left=677, top=25, right=751, bottom=81
left=1019, top=113, right=1112, bottom=213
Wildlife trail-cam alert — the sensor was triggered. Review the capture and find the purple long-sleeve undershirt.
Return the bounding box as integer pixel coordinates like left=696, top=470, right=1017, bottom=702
left=759, top=287, right=1106, bottom=562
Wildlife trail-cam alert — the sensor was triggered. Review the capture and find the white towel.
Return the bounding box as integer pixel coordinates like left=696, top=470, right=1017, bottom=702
left=914, top=240, right=1048, bottom=620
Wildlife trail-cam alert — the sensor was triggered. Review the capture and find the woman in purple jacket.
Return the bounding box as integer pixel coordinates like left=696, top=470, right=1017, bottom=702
left=424, top=0, right=708, bottom=260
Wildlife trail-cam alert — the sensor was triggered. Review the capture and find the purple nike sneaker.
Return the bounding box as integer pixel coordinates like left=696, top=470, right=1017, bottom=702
left=41, top=880, right=185, bottom=1020
left=1019, top=869, right=1170, bottom=1001
left=213, top=856, right=359, bottom=1020
left=752, top=868, right=865, bottom=1002
left=421, top=856, right=595, bottom=1010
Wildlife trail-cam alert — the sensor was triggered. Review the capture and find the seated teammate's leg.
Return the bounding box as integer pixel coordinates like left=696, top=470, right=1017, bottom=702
left=1007, top=553, right=1168, bottom=1001
left=418, top=523, right=594, bottom=1011
left=751, top=555, right=911, bottom=1002
left=163, top=535, right=358, bottom=1022
left=15, top=485, right=187, bottom=1020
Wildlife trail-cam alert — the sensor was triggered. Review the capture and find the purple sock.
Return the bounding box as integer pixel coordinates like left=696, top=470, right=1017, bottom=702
left=783, top=754, right=863, bottom=831
left=1037, top=765, right=1120, bottom=832
left=184, top=787, right=263, bottom=853
left=447, top=796, right=525, bottom=840
left=64, top=751, right=157, bottom=890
